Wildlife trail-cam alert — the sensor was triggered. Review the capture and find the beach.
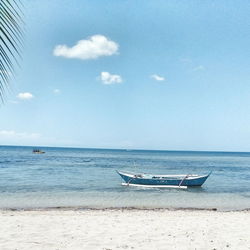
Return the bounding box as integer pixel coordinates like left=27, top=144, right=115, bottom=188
left=0, top=209, right=249, bottom=250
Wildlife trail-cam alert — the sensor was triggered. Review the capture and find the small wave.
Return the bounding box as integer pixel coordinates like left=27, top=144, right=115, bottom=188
left=0, top=160, right=12, bottom=163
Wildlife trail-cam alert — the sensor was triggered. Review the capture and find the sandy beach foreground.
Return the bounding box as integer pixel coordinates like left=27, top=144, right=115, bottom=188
left=0, top=209, right=249, bottom=250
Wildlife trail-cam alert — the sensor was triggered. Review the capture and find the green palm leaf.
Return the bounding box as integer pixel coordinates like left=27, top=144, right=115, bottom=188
left=0, top=0, right=24, bottom=102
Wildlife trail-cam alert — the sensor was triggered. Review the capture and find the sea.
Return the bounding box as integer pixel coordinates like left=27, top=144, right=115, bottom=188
left=0, top=145, right=250, bottom=211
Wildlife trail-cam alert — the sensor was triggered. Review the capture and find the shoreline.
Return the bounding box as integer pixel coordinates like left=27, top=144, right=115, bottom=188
left=1, top=206, right=250, bottom=212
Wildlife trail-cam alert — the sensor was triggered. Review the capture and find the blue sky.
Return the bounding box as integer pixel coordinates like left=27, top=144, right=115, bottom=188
left=1, top=0, right=250, bottom=151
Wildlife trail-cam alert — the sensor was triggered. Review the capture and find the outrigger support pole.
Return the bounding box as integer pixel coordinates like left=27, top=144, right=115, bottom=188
left=179, top=174, right=189, bottom=187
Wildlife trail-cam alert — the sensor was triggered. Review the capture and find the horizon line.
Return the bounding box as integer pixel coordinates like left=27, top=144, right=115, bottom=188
left=1, top=144, right=250, bottom=154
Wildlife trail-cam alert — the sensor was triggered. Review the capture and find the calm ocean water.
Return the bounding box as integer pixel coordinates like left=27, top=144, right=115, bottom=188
left=0, top=146, right=250, bottom=211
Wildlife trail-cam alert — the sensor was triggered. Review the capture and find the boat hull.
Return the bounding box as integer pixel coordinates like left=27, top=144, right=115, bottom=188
left=117, top=171, right=210, bottom=187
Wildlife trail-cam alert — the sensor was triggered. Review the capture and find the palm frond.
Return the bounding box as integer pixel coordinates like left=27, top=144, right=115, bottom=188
left=0, top=0, right=24, bottom=102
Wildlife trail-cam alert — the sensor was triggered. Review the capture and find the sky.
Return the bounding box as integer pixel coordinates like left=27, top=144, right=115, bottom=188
left=1, top=0, right=250, bottom=151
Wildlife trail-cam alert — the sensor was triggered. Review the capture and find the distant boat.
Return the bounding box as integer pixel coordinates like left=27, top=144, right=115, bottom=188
left=116, top=170, right=211, bottom=189
left=32, top=149, right=45, bottom=154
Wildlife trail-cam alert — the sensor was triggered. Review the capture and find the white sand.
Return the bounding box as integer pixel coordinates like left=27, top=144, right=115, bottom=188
left=0, top=209, right=249, bottom=250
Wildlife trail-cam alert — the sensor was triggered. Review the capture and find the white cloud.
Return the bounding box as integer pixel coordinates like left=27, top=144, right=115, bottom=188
left=53, top=89, right=61, bottom=94
left=17, top=92, right=34, bottom=100
left=0, top=130, right=41, bottom=140
left=192, top=65, right=205, bottom=71
left=151, top=74, right=165, bottom=81
left=0, top=130, right=71, bottom=146
left=100, top=72, right=122, bottom=85
left=180, top=58, right=205, bottom=72
left=53, top=35, right=119, bottom=60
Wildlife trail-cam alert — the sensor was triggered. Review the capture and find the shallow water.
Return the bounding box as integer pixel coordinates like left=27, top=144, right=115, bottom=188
left=0, top=146, right=249, bottom=210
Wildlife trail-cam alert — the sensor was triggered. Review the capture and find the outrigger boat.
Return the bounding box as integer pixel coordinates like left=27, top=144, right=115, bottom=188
left=32, top=149, right=45, bottom=154
left=116, top=170, right=211, bottom=189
